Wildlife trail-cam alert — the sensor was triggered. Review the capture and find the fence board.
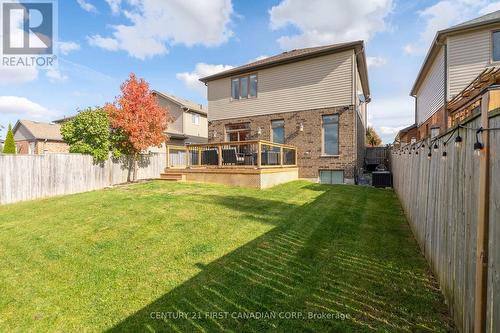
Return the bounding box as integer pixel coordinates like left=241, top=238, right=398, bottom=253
left=0, top=153, right=166, bottom=205
left=391, top=113, right=499, bottom=333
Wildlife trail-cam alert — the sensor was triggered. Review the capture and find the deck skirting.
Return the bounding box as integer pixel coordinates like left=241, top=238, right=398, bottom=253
left=161, top=167, right=299, bottom=189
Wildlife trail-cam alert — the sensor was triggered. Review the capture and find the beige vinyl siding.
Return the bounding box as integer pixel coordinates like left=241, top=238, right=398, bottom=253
left=183, top=112, right=208, bottom=138
left=447, top=28, right=493, bottom=99
left=207, top=50, right=354, bottom=121
left=157, top=97, right=183, bottom=135
left=416, top=47, right=445, bottom=125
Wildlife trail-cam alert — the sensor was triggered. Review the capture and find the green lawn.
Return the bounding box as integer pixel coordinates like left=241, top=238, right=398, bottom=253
left=0, top=181, right=453, bottom=332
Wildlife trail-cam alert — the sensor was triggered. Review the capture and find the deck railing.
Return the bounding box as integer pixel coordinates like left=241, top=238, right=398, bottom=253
left=166, top=140, right=297, bottom=169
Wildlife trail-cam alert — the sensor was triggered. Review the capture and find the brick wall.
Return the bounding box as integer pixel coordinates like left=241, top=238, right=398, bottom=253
left=35, top=141, right=70, bottom=154
left=15, top=140, right=30, bottom=154
left=209, top=105, right=361, bottom=180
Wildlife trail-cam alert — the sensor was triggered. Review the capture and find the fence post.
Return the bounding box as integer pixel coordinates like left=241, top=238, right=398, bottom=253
left=474, top=91, right=491, bottom=333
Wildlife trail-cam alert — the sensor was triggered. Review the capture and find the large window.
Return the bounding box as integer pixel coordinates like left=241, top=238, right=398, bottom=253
left=493, top=31, right=500, bottom=62
left=225, top=123, right=251, bottom=142
left=271, top=120, right=285, bottom=144
left=231, top=74, right=258, bottom=99
left=322, top=115, right=339, bottom=155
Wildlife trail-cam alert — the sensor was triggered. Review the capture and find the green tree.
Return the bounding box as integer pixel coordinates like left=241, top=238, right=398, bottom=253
left=2, top=124, right=16, bottom=154
left=366, top=126, right=382, bottom=147
left=61, top=108, right=111, bottom=162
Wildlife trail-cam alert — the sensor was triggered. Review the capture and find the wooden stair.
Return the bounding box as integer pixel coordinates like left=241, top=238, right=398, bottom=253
left=160, top=173, right=185, bottom=181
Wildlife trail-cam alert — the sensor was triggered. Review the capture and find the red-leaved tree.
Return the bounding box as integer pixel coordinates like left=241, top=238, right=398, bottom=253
left=105, top=73, right=170, bottom=181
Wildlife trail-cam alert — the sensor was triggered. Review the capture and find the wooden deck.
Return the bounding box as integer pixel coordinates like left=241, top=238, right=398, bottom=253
left=161, top=140, right=299, bottom=188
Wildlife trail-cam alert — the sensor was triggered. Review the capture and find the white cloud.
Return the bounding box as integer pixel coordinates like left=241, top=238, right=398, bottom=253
left=176, top=63, right=234, bottom=95
left=87, top=35, right=120, bottom=51
left=368, top=96, right=415, bottom=143
left=76, top=0, right=97, bottom=13
left=479, top=2, right=500, bottom=14
left=0, top=67, right=39, bottom=85
left=0, top=96, right=56, bottom=119
left=105, top=0, right=122, bottom=14
left=89, top=0, right=234, bottom=59
left=58, top=41, right=81, bottom=55
left=269, top=0, right=393, bottom=49
left=46, top=68, right=68, bottom=82
left=404, top=0, right=500, bottom=55
left=367, top=56, right=387, bottom=68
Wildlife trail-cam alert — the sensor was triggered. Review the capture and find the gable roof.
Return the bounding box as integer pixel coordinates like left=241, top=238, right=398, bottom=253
left=13, top=120, right=64, bottom=141
left=411, top=10, right=500, bottom=96
left=199, top=41, right=370, bottom=97
left=153, top=91, right=207, bottom=115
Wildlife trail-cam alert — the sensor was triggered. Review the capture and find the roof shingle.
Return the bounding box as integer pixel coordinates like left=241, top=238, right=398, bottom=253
left=17, top=120, right=64, bottom=141
left=200, top=41, right=366, bottom=83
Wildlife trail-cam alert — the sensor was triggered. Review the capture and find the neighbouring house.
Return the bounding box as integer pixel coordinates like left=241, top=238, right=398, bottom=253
left=394, top=124, right=418, bottom=145
left=0, top=139, right=4, bottom=151
left=410, top=10, right=500, bottom=139
left=199, top=41, right=370, bottom=184
left=150, top=91, right=208, bottom=152
left=13, top=120, right=69, bottom=154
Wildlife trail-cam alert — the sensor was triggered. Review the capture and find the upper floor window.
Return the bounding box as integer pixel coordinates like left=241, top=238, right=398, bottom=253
left=271, top=120, right=285, bottom=144
left=322, top=115, right=339, bottom=155
left=493, top=31, right=500, bottom=62
left=231, top=74, right=258, bottom=100
left=192, top=113, right=200, bottom=125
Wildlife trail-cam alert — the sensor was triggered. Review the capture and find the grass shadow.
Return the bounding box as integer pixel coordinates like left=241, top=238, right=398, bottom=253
left=107, top=185, right=453, bottom=333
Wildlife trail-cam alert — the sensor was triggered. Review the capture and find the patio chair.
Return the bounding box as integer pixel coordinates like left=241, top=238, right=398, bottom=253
left=202, top=149, right=219, bottom=165
left=222, top=148, right=245, bottom=165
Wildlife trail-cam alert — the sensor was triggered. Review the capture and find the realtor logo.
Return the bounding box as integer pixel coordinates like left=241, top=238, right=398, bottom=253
left=2, top=1, right=53, bottom=54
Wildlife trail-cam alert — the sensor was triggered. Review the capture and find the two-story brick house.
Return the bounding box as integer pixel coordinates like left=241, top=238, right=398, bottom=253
left=410, top=10, right=500, bottom=139
left=200, top=41, right=370, bottom=184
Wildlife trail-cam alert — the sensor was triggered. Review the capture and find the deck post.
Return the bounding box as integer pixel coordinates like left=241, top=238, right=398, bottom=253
left=185, top=147, right=189, bottom=168
left=198, top=147, right=202, bottom=166
left=280, top=147, right=284, bottom=167
left=257, top=142, right=262, bottom=168
left=218, top=144, right=223, bottom=167
left=166, top=146, right=170, bottom=169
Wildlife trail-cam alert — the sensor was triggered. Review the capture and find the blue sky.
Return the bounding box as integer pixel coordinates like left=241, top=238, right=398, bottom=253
left=1, top=0, right=500, bottom=143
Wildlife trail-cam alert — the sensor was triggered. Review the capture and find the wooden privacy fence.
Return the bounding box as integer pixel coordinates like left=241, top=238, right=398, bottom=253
left=391, top=110, right=499, bottom=332
left=0, top=153, right=166, bottom=205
